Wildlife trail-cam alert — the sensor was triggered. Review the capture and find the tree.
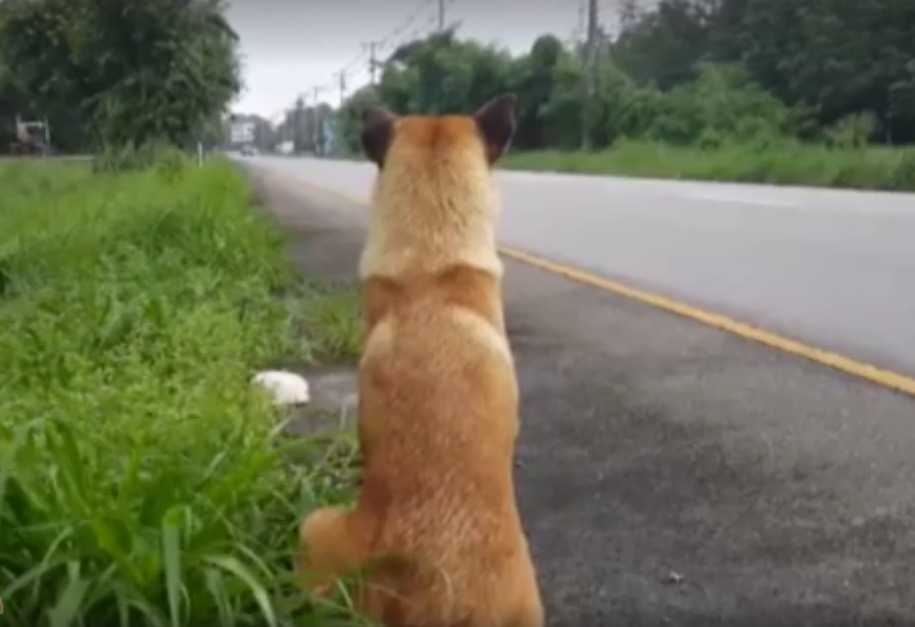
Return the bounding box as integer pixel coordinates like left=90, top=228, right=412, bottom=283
left=378, top=29, right=513, bottom=116
left=508, top=35, right=567, bottom=149
left=710, top=0, right=915, bottom=142
left=611, top=0, right=714, bottom=90
left=0, top=0, right=90, bottom=151
left=336, top=86, right=383, bottom=154
left=888, top=61, right=915, bottom=143
left=0, top=0, right=241, bottom=151
left=332, top=1, right=915, bottom=151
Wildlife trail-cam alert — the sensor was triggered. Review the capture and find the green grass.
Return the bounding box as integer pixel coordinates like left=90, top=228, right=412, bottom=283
left=0, top=158, right=368, bottom=626
left=503, top=139, right=915, bottom=191
left=297, top=284, right=363, bottom=365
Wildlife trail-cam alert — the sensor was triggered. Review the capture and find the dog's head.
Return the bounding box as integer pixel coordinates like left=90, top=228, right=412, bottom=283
left=360, top=94, right=517, bottom=172
left=357, top=95, right=518, bottom=279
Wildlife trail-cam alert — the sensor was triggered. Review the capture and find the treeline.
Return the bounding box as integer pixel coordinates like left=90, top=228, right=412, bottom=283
left=0, top=0, right=240, bottom=154
left=337, top=0, right=915, bottom=154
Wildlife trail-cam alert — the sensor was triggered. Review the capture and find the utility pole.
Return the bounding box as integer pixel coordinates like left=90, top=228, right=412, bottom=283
left=293, top=97, right=304, bottom=152
left=363, top=40, right=382, bottom=86
left=438, top=0, right=446, bottom=31
left=283, top=108, right=293, bottom=150
left=310, top=86, right=324, bottom=156
left=335, top=70, right=347, bottom=104
left=582, top=0, right=599, bottom=150
left=43, top=117, right=51, bottom=157
left=577, top=0, right=586, bottom=40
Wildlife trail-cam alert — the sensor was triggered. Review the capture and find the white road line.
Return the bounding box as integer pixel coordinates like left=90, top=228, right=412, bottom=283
left=682, top=191, right=800, bottom=208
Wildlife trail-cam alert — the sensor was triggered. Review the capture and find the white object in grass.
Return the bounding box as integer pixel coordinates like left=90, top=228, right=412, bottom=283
left=251, top=370, right=310, bottom=406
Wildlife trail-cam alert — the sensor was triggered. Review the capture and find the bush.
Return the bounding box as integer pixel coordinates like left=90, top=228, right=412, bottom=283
left=826, top=112, right=879, bottom=148
left=892, top=151, right=915, bottom=188
left=639, top=64, right=801, bottom=146
left=91, top=142, right=190, bottom=174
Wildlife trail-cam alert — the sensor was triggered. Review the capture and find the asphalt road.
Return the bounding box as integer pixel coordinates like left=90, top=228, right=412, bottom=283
left=244, top=161, right=915, bottom=627
left=244, top=155, right=915, bottom=378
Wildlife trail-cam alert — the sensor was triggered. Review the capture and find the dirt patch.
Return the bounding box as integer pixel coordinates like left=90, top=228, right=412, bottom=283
left=283, top=366, right=359, bottom=438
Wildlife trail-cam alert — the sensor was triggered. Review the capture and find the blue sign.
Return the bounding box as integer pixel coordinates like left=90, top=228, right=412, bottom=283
left=322, top=118, right=337, bottom=155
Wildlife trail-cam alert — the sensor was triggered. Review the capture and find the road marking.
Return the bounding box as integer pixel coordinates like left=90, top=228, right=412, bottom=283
left=272, top=171, right=915, bottom=400
left=682, top=191, right=800, bottom=207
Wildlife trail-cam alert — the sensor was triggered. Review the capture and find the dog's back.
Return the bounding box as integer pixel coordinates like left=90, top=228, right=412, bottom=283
left=298, top=95, right=543, bottom=627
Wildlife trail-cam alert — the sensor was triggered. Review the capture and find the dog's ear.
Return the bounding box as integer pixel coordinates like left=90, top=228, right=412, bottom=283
left=361, top=107, right=397, bottom=168
left=474, top=93, right=517, bottom=165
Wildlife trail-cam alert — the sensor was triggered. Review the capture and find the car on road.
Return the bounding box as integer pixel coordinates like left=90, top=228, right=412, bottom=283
left=240, top=145, right=257, bottom=157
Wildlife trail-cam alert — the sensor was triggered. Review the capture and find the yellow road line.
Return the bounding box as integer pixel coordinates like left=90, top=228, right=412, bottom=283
left=291, top=172, right=915, bottom=399
left=498, top=246, right=915, bottom=397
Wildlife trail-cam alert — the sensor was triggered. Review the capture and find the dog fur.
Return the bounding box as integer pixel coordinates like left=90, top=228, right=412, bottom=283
left=297, top=94, right=544, bottom=627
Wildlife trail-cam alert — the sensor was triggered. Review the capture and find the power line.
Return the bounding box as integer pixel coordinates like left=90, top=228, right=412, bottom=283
left=343, top=46, right=368, bottom=70
left=358, top=1, right=440, bottom=89
left=334, top=70, right=348, bottom=104
left=275, top=0, right=452, bottom=149
left=368, top=0, right=443, bottom=77
left=378, top=0, right=437, bottom=49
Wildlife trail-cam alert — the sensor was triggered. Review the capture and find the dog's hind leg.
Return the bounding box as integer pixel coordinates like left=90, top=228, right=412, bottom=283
left=297, top=506, right=367, bottom=597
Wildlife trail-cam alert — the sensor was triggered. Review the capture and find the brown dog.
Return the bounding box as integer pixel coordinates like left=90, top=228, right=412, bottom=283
left=297, top=94, right=543, bottom=627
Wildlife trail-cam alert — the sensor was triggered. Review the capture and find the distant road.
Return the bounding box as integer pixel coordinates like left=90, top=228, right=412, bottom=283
left=244, top=155, right=915, bottom=378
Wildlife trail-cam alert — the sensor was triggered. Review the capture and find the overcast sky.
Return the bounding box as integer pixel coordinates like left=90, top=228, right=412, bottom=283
left=225, top=0, right=597, bottom=118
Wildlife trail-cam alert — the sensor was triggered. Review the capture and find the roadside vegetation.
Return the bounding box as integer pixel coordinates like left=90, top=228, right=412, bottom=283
left=503, top=140, right=915, bottom=190
left=0, top=0, right=370, bottom=624
left=325, top=0, right=915, bottom=191
left=0, top=157, right=365, bottom=626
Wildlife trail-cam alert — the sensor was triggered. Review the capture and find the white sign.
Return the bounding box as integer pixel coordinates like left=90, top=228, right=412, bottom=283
left=230, top=121, right=255, bottom=144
